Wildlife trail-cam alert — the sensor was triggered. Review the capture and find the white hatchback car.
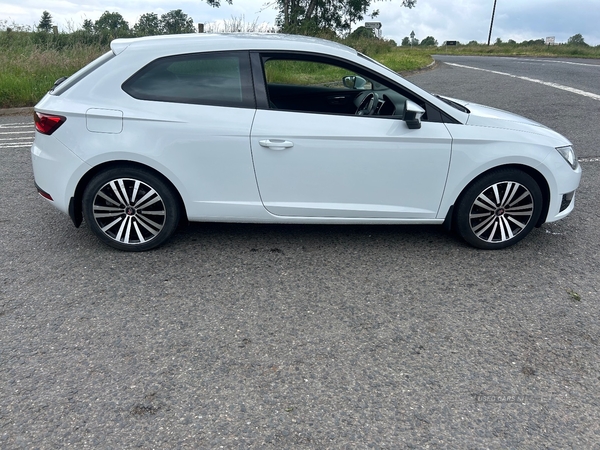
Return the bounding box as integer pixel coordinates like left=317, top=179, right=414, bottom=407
left=31, top=34, right=581, bottom=251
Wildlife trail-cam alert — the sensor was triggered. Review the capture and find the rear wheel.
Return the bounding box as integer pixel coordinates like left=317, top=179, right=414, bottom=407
left=82, top=168, right=180, bottom=251
left=455, top=169, right=543, bottom=249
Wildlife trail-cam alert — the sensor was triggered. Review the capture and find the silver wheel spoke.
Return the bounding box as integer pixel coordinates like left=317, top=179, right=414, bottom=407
left=115, top=216, right=129, bottom=241
left=499, top=182, right=514, bottom=206
left=473, top=214, right=496, bottom=235
left=508, top=191, right=530, bottom=207
left=505, top=203, right=533, bottom=212
left=131, top=180, right=140, bottom=203
left=503, top=182, right=519, bottom=206
left=109, top=181, right=127, bottom=206
left=124, top=216, right=134, bottom=243
left=470, top=212, right=492, bottom=219
left=94, top=212, right=124, bottom=218
left=101, top=216, right=122, bottom=232
left=477, top=193, right=497, bottom=210
left=118, top=179, right=130, bottom=204
left=136, top=213, right=163, bottom=233
left=97, top=191, right=121, bottom=207
left=133, top=221, right=146, bottom=243
left=492, top=184, right=501, bottom=204
left=507, top=216, right=527, bottom=229
left=473, top=199, right=496, bottom=212
left=486, top=221, right=499, bottom=242
left=136, top=215, right=161, bottom=236
left=135, top=192, right=161, bottom=211
left=500, top=216, right=513, bottom=239
left=94, top=205, right=123, bottom=212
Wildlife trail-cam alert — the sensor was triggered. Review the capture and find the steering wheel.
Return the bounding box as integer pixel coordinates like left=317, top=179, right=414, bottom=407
left=355, top=92, right=380, bottom=116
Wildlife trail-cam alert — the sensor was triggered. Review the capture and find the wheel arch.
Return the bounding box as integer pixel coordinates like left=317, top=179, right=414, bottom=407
left=446, top=163, right=550, bottom=230
left=70, top=160, right=188, bottom=228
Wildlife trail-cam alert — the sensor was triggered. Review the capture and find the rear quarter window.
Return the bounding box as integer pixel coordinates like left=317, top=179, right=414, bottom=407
left=122, top=51, right=254, bottom=108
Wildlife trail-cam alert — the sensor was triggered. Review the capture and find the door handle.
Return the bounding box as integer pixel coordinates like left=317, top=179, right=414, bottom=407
left=259, top=139, right=294, bottom=150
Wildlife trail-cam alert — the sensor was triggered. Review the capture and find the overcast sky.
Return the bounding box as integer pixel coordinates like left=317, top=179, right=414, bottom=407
left=2, top=0, right=599, bottom=46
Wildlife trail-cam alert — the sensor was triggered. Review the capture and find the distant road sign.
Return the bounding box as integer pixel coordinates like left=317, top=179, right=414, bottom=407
left=446, top=40, right=457, bottom=46
left=365, top=22, right=382, bottom=30
left=546, top=36, right=555, bottom=45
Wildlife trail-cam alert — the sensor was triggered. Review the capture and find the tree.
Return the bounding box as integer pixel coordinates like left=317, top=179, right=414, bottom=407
left=567, top=33, right=587, bottom=46
left=94, top=11, right=130, bottom=38
left=37, top=11, right=53, bottom=33
left=205, top=0, right=232, bottom=6
left=467, top=40, right=479, bottom=46
left=277, top=0, right=417, bottom=35
left=520, top=38, right=544, bottom=45
left=401, top=36, right=411, bottom=46
left=134, top=13, right=162, bottom=36
left=349, top=26, right=376, bottom=40
left=160, top=9, right=195, bottom=34
left=420, top=36, right=437, bottom=46
left=82, top=19, right=94, bottom=34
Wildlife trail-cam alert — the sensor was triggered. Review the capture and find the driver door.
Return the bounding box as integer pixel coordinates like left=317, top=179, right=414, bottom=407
left=250, top=55, right=452, bottom=219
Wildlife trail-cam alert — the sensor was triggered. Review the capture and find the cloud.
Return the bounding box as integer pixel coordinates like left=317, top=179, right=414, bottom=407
left=376, top=0, right=600, bottom=45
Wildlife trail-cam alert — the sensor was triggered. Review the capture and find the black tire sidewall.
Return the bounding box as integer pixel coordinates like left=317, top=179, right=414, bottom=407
left=82, top=167, right=180, bottom=251
left=455, top=169, right=543, bottom=250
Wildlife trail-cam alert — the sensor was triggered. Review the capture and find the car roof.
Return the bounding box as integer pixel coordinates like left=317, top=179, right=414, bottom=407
left=111, top=33, right=358, bottom=58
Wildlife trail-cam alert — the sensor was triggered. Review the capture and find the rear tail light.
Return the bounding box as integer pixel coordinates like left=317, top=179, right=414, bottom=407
left=34, top=112, right=66, bottom=135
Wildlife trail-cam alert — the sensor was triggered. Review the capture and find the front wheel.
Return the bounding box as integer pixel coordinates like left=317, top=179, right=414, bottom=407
left=455, top=169, right=543, bottom=249
left=82, top=167, right=180, bottom=251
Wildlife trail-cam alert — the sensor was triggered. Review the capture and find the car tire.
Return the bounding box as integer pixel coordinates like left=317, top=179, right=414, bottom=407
left=82, top=167, right=180, bottom=251
left=455, top=169, right=543, bottom=250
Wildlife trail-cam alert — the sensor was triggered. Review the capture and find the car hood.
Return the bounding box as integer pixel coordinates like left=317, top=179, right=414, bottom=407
left=441, top=96, right=571, bottom=144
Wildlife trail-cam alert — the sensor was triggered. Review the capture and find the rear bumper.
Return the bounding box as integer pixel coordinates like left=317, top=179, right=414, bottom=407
left=30, top=134, right=89, bottom=215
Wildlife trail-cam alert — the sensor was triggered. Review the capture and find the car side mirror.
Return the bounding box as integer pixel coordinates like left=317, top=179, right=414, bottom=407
left=342, top=75, right=367, bottom=89
left=404, top=100, right=425, bottom=129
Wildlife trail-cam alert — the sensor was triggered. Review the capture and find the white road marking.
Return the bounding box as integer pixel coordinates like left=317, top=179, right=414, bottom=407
left=0, top=125, right=32, bottom=129
left=0, top=131, right=35, bottom=135
left=579, top=157, right=600, bottom=163
left=0, top=136, right=33, bottom=141
left=0, top=122, right=31, bottom=128
left=0, top=122, right=34, bottom=148
left=507, top=58, right=600, bottom=68
left=0, top=143, right=33, bottom=149
left=445, top=62, right=600, bottom=101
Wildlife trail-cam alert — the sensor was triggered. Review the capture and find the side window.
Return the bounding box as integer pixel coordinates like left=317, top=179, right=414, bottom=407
left=262, top=56, right=406, bottom=117
left=264, top=59, right=372, bottom=90
left=122, top=52, right=254, bottom=108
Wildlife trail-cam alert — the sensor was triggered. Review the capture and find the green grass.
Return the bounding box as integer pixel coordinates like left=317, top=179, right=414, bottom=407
left=415, top=43, right=600, bottom=59
left=265, top=60, right=350, bottom=85
left=0, top=33, right=107, bottom=108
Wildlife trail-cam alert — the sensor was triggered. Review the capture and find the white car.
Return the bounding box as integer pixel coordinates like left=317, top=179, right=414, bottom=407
left=31, top=34, right=581, bottom=251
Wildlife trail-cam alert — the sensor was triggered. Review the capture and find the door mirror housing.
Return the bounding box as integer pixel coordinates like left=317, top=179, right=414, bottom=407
left=342, top=75, right=367, bottom=89
left=404, top=100, right=425, bottom=129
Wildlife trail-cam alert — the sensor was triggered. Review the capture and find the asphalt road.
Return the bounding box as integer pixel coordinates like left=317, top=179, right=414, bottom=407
left=1, top=56, right=599, bottom=448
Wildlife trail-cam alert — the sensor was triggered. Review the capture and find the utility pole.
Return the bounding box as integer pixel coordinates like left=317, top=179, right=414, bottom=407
left=487, top=0, right=497, bottom=45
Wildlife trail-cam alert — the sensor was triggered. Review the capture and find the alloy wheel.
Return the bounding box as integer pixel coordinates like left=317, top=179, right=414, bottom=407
left=92, top=178, right=167, bottom=245
left=469, top=181, right=534, bottom=244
